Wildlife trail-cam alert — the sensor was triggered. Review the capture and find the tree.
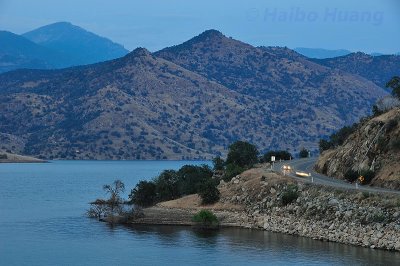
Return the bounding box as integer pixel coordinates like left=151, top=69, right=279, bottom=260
left=226, top=141, right=258, bottom=168
left=198, top=180, right=220, bottom=205
left=299, top=148, right=309, bottom=158
left=386, top=76, right=400, bottom=100
left=177, top=165, right=213, bottom=195
left=103, top=180, right=125, bottom=214
left=318, top=139, right=331, bottom=153
left=223, top=163, right=245, bottom=181
left=154, top=170, right=180, bottom=201
left=212, top=156, right=225, bottom=171
left=87, top=199, right=108, bottom=220
left=129, top=180, right=156, bottom=207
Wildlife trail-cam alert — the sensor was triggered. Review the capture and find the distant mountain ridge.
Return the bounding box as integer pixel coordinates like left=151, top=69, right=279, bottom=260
left=0, top=22, right=128, bottom=73
left=0, top=31, right=71, bottom=73
left=23, top=22, right=129, bottom=65
left=313, top=52, right=400, bottom=87
left=0, top=29, right=391, bottom=160
left=294, top=47, right=352, bottom=59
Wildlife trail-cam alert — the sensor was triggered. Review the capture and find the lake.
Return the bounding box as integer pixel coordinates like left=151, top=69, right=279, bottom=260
left=0, top=161, right=398, bottom=265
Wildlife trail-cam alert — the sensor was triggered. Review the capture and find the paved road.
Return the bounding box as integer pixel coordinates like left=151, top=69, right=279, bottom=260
left=272, top=157, right=400, bottom=195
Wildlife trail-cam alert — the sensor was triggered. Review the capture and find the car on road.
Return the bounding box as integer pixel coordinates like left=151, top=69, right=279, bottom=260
left=295, top=171, right=311, bottom=177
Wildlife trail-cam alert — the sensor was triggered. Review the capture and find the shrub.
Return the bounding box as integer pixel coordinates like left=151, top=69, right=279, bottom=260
left=390, top=138, right=400, bottom=150
left=362, top=192, right=371, bottom=199
left=192, top=210, right=219, bottom=229
left=198, top=180, right=220, bottom=205
left=318, top=139, right=332, bottom=153
left=212, top=156, right=225, bottom=171
left=129, top=180, right=157, bottom=207
left=177, top=165, right=213, bottom=195
left=223, top=163, right=245, bottom=181
left=386, top=76, right=400, bottom=100
left=299, top=148, right=309, bottom=158
left=0, top=154, right=7, bottom=159
left=281, top=184, right=299, bottom=205
left=344, top=169, right=359, bottom=182
left=371, top=213, right=385, bottom=223
left=372, top=104, right=383, bottom=117
left=360, top=169, right=375, bottom=184
left=385, top=119, right=398, bottom=132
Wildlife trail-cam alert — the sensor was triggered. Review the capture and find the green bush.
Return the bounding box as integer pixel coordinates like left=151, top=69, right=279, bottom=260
left=177, top=165, right=213, bottom=195
left=226, top=141, right=258, bottom=168
left=192, top=210, right=219, bottom=229
left=129, top=180, right=156, bottom=207
left=281, top=184, right=299, bottom=205
left=129, top=165, right=215, bottom=206
left=154, top=170, right=180, bottom=201
left=299, top=148, right=309, bottom=158
left=344, top=169, right=359, bottom=182
left=390, top=138, right=400, bottom=150
left=386, top=76, right=400, bottom=100
left=362, top=192, right=371, bottom=199
left=360, top=169, right=375, bottom=184
left=385, top=119, right=398, bottom=132
left=198, top=180, right=220, bottom=205
left=319, top=123, right=359, bottom=152
left=318, top=139, right=332, bottom=153
left=212, top=156, right=225, bottom=171
left=371, top=213, right=385, bottom=223
left=223, top=163, right=245, bottom=181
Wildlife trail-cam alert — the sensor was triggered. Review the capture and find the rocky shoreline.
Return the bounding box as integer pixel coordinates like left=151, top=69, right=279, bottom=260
left=0, top=152, right=46, bottom=163
left=131, top=167, right=400, bottom=251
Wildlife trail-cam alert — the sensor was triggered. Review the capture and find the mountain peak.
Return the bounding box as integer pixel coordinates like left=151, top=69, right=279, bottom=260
left=128, top=47, right=151, bottom=57
left=21, top=22, right=128, bottom=65
left=46, top=21, right=74, bottom=27
left=198, top=29, right=224, bottom=38
left=190, top=29, right=226, bottom=43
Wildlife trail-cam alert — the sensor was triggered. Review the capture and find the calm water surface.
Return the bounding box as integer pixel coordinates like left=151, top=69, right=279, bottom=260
left=0, top=161, right=399, bottom=265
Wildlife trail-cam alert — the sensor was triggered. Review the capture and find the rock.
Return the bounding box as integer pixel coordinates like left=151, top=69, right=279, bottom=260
left=328, top=198, right=339, bottom=206
left=270, top=187, right=276, bottom=194
left=344, top=210, right=353, bottom=218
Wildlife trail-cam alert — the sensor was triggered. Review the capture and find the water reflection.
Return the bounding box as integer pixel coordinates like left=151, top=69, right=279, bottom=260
left=122, top=224, right=400, bottom=266
left=1, top=161, right=399, bottom=266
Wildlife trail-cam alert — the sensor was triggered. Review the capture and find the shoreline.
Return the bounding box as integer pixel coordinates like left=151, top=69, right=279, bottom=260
left=128, top=167, right=400, bottom=252
left=130, top=204, right=400, bottom=252
left=0, top=152, right=47, bottom=163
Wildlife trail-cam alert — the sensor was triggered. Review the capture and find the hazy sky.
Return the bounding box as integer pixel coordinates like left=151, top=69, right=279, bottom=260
left=0, top=0, right=399, bottom=53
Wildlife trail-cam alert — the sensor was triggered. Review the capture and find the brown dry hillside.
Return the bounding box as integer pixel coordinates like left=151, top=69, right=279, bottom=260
left=313, top=52, right=400, bottom=88
left=156, top=30, right=388, bottom=149
left=315, top=108, right=400, bottom=189
left=0, top=48, right=271, bottom=159
left=0, top=30, right=393, bottom=159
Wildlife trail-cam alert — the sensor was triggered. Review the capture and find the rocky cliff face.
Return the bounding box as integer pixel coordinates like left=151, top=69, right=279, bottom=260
left=315, top=108, right=400, bottom=189
left=219, top=169, right=400, bottom=251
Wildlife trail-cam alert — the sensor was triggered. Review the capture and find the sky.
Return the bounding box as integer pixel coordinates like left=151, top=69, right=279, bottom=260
left=0, top=0, right=399, bottom=53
